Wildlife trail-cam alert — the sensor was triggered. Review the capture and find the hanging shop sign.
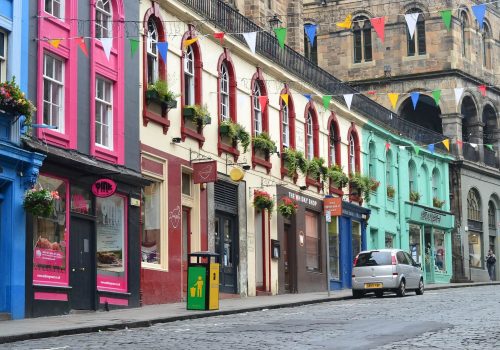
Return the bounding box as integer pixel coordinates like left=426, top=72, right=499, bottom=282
left=92, top=178, right=117, bottom=198
left=193, top=160, right=217, bottom=184
left=324, top=197, right=342, bottom=216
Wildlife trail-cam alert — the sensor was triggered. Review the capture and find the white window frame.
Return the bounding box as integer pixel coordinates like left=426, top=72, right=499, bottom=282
left=95, top=0, right=112, bottom=38
left=306, top=112, right=314, bottom=160
left=43, top=53, right=65, bottom=132
left=282, top=103, right=289, bottom=148
left=253, top=83, right=262, bottom=136
left=220, top=63, right=229, bottom=121
left=45, top=0, right=64, bottom=19
left=184, top=46, right=195, bottom=105
left=432, top=170, right=439, bottom=199
left=95, top=76, right=113, bottom=149
left=147, top=19, right=158, bottom=85
left=349, top=135, right=355, bottom=173
left=329, top=124, right=336, bottom=166
left=0, top=31, right=6, bottom=83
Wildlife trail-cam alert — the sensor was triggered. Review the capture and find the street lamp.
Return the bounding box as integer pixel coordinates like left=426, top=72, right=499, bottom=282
left=268, top=14, right=282, bottom=32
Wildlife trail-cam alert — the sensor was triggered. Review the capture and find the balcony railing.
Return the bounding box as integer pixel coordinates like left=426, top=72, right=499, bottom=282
left=462, top=143, right=479, bottom=162
left=179, top=0, right=445, bottom=148
left=483, top=147, right=498, bottom=168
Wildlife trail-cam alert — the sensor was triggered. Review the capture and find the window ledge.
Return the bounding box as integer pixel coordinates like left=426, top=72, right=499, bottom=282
left=329, top=187, right=344, bottom=196
left=402, top=53, right=429, bottom=62
left=95, top=146, right=119, bottom=164
left=306, top=177, right=322, bottom=191
left=143, top=109, right=170, bottom=134
left=252, top=154, right=272, bottom=174
left=350, top=60, right=376, bottom=68
left=141, top=264, right=168, bottom=272
left=181, top=126, right=205, bottom=147
left=40, top=129, right=71, bottom=149
left=44, top=15, right=71, bottom=31
left=218, top=140, right=240, bottom=161
left=280, top=165, right=297, bottom=183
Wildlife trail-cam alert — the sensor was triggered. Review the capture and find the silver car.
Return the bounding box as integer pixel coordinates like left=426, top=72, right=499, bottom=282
left=351, top=249, right=424, bottom=298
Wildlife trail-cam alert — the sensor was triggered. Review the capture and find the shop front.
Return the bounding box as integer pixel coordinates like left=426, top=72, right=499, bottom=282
left=405, top=202, right=454, bottom=284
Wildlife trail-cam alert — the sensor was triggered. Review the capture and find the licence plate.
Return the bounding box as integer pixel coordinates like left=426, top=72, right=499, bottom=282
left=364, top=283, right=383, bottom=289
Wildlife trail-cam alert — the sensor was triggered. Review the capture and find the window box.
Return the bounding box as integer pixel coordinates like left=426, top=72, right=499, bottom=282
left=433, top=197, right=445, bottom=209
left=410, top=191, right=421, bottom=203
left=183, top=105, right=211, bottom=127
left=387, top=185, right=396, bottom=199
left=145, top=80, right=178, bottom=110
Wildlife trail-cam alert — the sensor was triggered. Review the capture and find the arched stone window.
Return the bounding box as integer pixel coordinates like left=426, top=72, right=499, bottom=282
left=460, top=10, right=469, bottom=58
left=482, top=23, right=492, bottom=69
left=406, top=8, right=426, bottom=56
left=467, top=189, right=483, bottom=268
left=468, top=189, right=481, bottom=221
left=488, top=200, right=496, bottom=229
left=352, top=16, right=372, bottom=63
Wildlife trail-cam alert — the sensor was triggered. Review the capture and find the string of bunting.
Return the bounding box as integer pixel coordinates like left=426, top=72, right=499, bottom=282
left=383, top=139, right=495, bottom=157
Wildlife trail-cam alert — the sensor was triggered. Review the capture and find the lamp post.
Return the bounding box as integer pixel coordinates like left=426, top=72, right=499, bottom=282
left=268, top=14, right=282, bottom=33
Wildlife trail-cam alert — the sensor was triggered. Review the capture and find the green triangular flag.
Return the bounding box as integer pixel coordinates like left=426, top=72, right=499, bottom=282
left=129, top=38, right=139, bottom=57
left=273, top=27, right=287, bottom=49
left=322, top=95, right=332, bottom=109
left=440, top=10, right=452, bottom=31
left=413, top=145, right=420, bottom=156
left=486, top=144, right=494, bottom=151
left=432, top=89, right=441, bottom=106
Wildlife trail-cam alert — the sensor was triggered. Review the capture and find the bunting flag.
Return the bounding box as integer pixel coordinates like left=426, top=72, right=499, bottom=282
left=388, top=93, right=399, bottom=110
left=432, top=89, right=441, bottom=106
left=242, top=32, right=257, bottom=54
left=456, top=140, right=463, bottom=149
left=478, top=85, right=486, bottom=97
left=214, top=32, right=225, bottom=45
left=48, top=39, right=61, bottom=49
left=183, top=38, right=198, bottom=48
left=370, top=17, right=385, bottom=43
left=454, top=87, right=464, bottom=106
left=442, top=139, right=450, bottom=151
left=336, top=14, right=352, bottom=29
left=367, top=90, right=376, bottom=95
left=100, top=38, right=113, bottom=61
left=405, top=13, right=419, bottom=39
left=390, top=113, right=393, bottom=120
left=322, top=95, right=332, bottom=109
left=274, top=27, right=287, bottom=49
left=129, top=38, right=139, bottom=57
left=472, top=4, right=486, bottom=29
left=258, top=96, right=268, bottom=110
left=304, top=24, right=317, bottom=45
left=77, top=37, right=88, bottom=56
left=157, top=42, right=168, bottom=62
left=385, top=142, right=391, bottom=152
left=280, top=93, right=288, bottom=105
left=343, top=94, right=353, bottom=110
left=470, top=143, right=478, bottom=149
left=410, top=92, right=420, bottom=110
left=440, top=10, right=452, bottom=31
left=413, top=145, right=420, bottom=156
left=485, top=144, right=494, bottom=151
left=303, top=94, right=312, bottom=101
left=428, top=144, right=435, bottom=154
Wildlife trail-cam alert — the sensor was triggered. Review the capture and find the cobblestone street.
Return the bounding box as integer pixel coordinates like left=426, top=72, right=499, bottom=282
left=3, top=285, right=499, bottom=350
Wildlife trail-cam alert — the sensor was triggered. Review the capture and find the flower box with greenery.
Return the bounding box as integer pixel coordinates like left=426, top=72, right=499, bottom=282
left=387, top=185, right=396, bottom=199
left=327, top=165, right=349, bottom=189
left=253, top=190, right=274, bottom=211
left=277, top=197, right=298, bottom=218
left=349, top=173, right=377, bottom=202
left=370, top=179, right=380, bottom=192
left=183, top=104, right=211, bottom=127
left=219, top=119, right=250, bottom=153
left=433, top=197, right=445, bottom=209
left=0, top=77, right=35, bottom=126
left=306, top=157, right=328, bottom=182
left=281, top=148, right=307, bottom=178
left=410, top=191, right=421, bottom=203
left=23, top=187, right=60, bottom=218
left=252, top=132, right=276, bottom=157
left=145, top=79, right=178, bottom=109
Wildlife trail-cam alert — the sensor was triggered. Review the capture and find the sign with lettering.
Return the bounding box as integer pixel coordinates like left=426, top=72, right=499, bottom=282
left=406, top=203, right=454, bottom=229
left=287, top=192, right=318, bottom=207
left=92, top=179, right=117, bottom=198
left=324, top=197, right=342, bottom=216
left=193, top=160, right=217, bottom=184
left=420, top=210, right=441, bottom=224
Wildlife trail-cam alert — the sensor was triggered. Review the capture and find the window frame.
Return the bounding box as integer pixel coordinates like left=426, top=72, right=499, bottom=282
left=481, top=23, right=492, bottom=69
left=44, top=0, right=64, bottom=19
left=352, top=16, right=372, bottom=64
left=95, top=0, right=112, bottom=39
left=306, top=112, right=314, bottom=161
left=184, top=45, right=195, bottom=106
left=304, top=101, right=319, bottom=162
left=409, top=161, right=417, bottom=193
left=95, top=76, right=114, bottom=149
left=305, top=210, right=321, bottom=272
left=406, top=9, right=426, bottom=56
left=368, top=142, right=376, bottom=179
left=460, top=10, right=469, bottom=58
left=432, top=168, right=440, bottom=200
left=0, top=31, right=6, bottom=83
left=467, top=189, right=481, bottom=222
left=146, top=18, right=159, bottom=85
left=385, top=150, right=392, bottom=187
left=347, top=123, right=360, bottom=176
left=488, top=201, right=496, bottom=229
left=42, top=53, right=65, bottom=132
left=327, top=113, right=341, bottom=168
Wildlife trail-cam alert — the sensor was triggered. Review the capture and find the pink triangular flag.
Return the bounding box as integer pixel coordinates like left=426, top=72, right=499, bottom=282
left=385, top=142, right=390, bottom=152
left=258, top=96, right=268, bottom=110
left=370, top=17, right=385, bottom=43
left=478, top=85, right=486, bottom=96
left=77, top=37, right=88, bottom=56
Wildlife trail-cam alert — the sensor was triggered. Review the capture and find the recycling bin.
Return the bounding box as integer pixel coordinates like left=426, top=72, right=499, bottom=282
left=187, top=251, right=220, bottom=310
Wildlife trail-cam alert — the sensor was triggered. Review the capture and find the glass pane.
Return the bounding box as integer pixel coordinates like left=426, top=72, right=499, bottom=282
left=182, top=173, right=191, bottom=196
left=224, top=218, right=232, bottom=267
left=142, top=182, right=161, bottom=264
left=70, top=185, right=92, bottom=215
left=409, top=224, right=421, bottom=264
left=96, top=195, right=125, bottom=274
left=305, top=211, right=319, bottom=271
left=434, top=229, right=445, bottom=272
left=469, top=232, right=482, bottom=268
left=328, top=218, right=339, bottom=279
left=352, top=221, right=361, bottom=260
left=45, top=55, right=54, bottom=78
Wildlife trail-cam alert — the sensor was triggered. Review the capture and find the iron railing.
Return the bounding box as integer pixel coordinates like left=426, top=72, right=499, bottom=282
left=484, top=147, right=498, bottom=168
left=463, top=143, right=479, bottom=162
left=180, top=0, right=445, bottom=147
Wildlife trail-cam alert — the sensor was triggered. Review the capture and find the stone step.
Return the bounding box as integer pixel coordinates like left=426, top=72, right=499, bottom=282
left=0, top=313, right=11, bottom=321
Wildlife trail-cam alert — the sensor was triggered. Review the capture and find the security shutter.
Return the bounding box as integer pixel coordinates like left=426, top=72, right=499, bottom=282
left=214, top=181, right=238, bottom=214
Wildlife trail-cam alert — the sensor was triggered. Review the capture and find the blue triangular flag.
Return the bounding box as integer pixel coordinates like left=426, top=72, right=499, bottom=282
left=410, top=92, right=420, bottom=110
left=428, top=144, right=435, bottom=154
left=472, top=4, right=486, bottom=29
left=157, top=42, right=168, bottom=62
left=304, top=24, right=317, bottom=46
left=303, top=94, right=312, bottom=101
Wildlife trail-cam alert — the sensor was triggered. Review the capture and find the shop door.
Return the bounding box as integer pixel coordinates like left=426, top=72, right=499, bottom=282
left=215, top=212, right=238, bottom=293
left=69, top=217, right=95, bottom=310
left=283, top=224, right=290, bottom=292
left=182, top=207, right=192, bottom=296
left=424, top=227, right=435, bottom=283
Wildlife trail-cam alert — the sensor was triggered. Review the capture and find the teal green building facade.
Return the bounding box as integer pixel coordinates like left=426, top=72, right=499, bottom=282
left=362, top=121, right=455, bottom=284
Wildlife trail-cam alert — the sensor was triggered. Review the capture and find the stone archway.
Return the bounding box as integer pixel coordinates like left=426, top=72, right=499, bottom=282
left=461, top=96, right=480, bottom=162
left=399, top=94, right=442, bottom=133
left=482, top=104, right=498, bottom=167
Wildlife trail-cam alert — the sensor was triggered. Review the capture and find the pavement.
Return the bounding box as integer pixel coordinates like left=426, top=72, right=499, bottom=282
left=0, top=281, right=498, bottom=345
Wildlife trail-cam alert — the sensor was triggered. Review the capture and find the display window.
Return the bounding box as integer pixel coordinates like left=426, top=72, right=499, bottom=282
left=409, top=224, right=422, bottom=264
left=434, top=229, right=446, bottom=272
left=305, top=211, right=320, bottom=271
left=352, top=221, right=361, bottom=261
left=468, top=232, right=482, bottom=268
left=96, top=194, right=128, bottom=292
left=328, top=218, right=339, bottom=279
left=32, top=175, right=69, bottom=286
left=141, top=181, right=162, bottom=265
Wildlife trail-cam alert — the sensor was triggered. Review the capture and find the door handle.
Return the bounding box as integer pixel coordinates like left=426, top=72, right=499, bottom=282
left=72, top=268, right=76, bottom=272
left=80, top=268, right=86, bottom=272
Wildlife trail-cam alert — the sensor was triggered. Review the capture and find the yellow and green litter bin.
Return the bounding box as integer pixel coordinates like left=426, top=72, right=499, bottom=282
left=187, top=252, right=219, bottom=310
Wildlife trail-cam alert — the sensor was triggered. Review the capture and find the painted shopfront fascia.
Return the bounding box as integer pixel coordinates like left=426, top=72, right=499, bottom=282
left=139, top=0, right=369, bottom=299
left=362, top=121, right=454, bottom=283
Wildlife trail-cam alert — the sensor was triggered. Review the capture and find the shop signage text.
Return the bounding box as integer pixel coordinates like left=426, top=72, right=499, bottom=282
left=288, top=192, right=318, bottom=207
left=92, top=179, right=117, bottom=198
left=324, top=197, right=342, bottom=216
left=420, top=210, right=442, bottom=224
left=193, top=160, right=217, bottom=184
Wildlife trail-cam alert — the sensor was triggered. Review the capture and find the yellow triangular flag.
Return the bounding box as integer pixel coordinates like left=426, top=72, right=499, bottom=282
left=280, top=94, right=288, bottom=105
left=49, top=39, right=61, bottom=49
left=183, top=38, right=198, bottom=48
left=388, top=93, right=399, bottom=110
left=442, top=139, right=450, bottom=151
left=337, top=14, right=352, bottom=29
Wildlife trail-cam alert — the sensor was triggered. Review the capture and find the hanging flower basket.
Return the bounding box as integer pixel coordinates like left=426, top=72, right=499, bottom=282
left=0, top=77, right=35, bottom=126
left=253, top=189, right=274, bottom=211
left=277, top=197, right=298, bottom=218
left=23, top=187, right=60, bottom=218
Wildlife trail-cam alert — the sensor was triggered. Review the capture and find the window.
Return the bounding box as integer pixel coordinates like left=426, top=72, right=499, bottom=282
left=328, top=218, right=339, bottom=279
left=329, top=124, right=336, bottom=165
left=220, top=63, right=229, bottom=121
left=386, top=150, right=392, bottom=186
left=349, top=135, right=355, bottom=173
left=253, top=83, right=262, bottom=136
left=488, top=201, right=496, bottom=229
left=352, top=16, right=372, bottom=63
left=282, top=103, right=289, bottom=147
left=95, top=77, right=113, bottom=148
left=409, top=224, right=422, bottom=264
left=368, top=142, right=376, bottom=179
left=434, top=230, right=446, bottom=272
left=0, top=31, right=5, bottom=82
left=385, top=232, right=394, bottom=248
left=467, top=189, right=482, bottom=268
left=407, top=9, right=426, bottom=56
left=432, top=169, right=440, bottom=199
left=182, top=172, right=192, bottom=196
left=420, top=165, right=429, bottom=205
left=467, top=189, right=481, bottom=222
left=146, top=19, right=158, bottom=85
left=304, top=24, right=318, bottom=64
left=482, top=24, right=491, bottom=69
left=328, top=116, right=340, bottom=167
left=460, top=11, right=469, bottom=58
left=45, top=0, right=64, bottom=19
left=352, top=221, right=361, bottom=261
left=142, top=181, right=162, bottom=265
left=306, top=112, right=314, bottom=160
left=184, top=46, right=195, bottom=106
left=43, top=54, right=64, bottom=131
left=305, top=211, right=320, bottom=271
left=409, top=161, right=417, bottom=193
left=95, top=0, right=112, bottom=38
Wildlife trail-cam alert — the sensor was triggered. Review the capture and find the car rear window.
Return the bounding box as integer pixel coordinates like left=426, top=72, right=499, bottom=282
left=355, top=251, right=392, bottom=266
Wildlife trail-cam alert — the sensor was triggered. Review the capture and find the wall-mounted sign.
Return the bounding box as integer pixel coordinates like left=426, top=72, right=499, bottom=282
left=324, top=197, right=342, bottom=216
left=92, top=179, right=117, bottom=198
left=230, top=168, right=245, bottom=182
left=193, top=160, right=217, bottom=184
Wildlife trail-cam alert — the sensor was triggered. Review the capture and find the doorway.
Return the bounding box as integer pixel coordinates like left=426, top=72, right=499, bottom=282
left=69, top=217, right=95, bottom=310
left=424, top=226, right=435, bottom=283
left=182, top=206, right=192, bottom=296
left=215, top=212, right=238, bottom=293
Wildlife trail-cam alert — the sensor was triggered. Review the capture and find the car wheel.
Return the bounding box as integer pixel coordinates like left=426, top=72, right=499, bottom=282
left=352, top=290, right=364, bottom=299
left=396, top=280, right=406, bottom=297
left=375, top=290, right=384, bottom=298
left=415, top=279, right=424, bottom=295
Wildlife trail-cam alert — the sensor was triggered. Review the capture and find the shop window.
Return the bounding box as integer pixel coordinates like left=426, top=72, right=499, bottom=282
left=32, top=175, right=68, bottom=286
left=95, top=0, right=112, bottom=39
left=434, top=229, right=446, bottom=272
left=146, top=19, right=159, bottom=85
left=0, top=31, right=6, bottom=83
left=409, top=224, right=422, bottom=264
left=45, top=0, right=64, bottom=19
left=468, top=232, right=482, bottom=268
left=95, top=76, right=114, bottom=149
left=70, top=185, right=92, bottom=215
left=142, top=181, right=163, bottom=266
left=304, top=24, right=318, bottom=64
left=184, top=46, right=195, bottom=106
left=406, top=9, right=426, bottom=56
left=352, top=16, right=372, bottom=63
left=352, top=221, right=361, bottom=261
left=328, top=218, right=339, bottom=279
left=467, top=189, right=483, bottom=268
left=43, top=53, right=65, bottom=132
left=305, top=211, right=320, bottom=271
left=96, top=194, right=127, bottom=292
left=182, top=172, right=192, bottom=196
left=385, top=232, right=394, bottom=248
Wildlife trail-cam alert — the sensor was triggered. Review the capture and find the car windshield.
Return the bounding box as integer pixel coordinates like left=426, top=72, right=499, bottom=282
left=355, top=251, right=392, bottom=266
